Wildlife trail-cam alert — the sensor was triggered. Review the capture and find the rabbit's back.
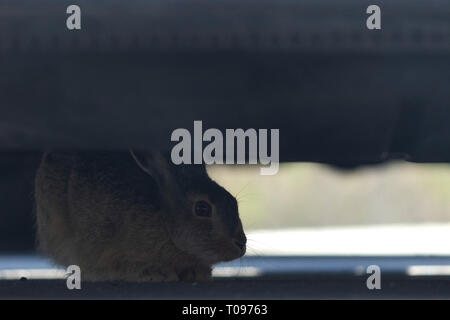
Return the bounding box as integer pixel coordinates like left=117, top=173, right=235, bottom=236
left=35, top=152, right=170, bottom=279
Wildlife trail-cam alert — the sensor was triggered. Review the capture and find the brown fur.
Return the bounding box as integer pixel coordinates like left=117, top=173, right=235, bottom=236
left=34, top=151, right=246, bottom=282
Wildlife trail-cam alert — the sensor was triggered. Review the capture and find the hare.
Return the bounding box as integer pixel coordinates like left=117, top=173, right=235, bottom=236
left=34, top=151, right=246, bottom=282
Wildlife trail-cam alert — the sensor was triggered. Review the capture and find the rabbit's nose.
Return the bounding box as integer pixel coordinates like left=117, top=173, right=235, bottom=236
left=234, top=238, right=246, bottom=255
left=234, top=240, right=245, bottom=251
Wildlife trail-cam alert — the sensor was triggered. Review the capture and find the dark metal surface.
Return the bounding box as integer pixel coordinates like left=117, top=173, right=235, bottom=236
left=0, top=1, right=449, bottom=165
left=1, top=0, right=449, bottom=54
left=2, top=276, right=450, bottom=299
left=0, top=152, right=40, bottom=252
left=2, top=52, right=450, bottom=165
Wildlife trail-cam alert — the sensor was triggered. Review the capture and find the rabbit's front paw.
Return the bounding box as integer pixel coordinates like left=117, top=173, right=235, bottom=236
left=178, top=265, right=212, bottom=282
left=139, top=268, right=179, bottom=282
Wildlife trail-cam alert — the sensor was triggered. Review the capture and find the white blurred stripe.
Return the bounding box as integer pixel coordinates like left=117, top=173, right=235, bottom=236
left=407, top=265, right=450, bottom=276
left=212, top=267, right=262, bottom=277
left=246, top=223, right=450, bottom=256
left=0, top=268, right=66, bottom=280
left=0, top=267, right=261, bottom=279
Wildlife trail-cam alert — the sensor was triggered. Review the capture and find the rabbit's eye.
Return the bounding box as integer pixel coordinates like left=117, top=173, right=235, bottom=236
left=194, top=200, right=212, bottom=217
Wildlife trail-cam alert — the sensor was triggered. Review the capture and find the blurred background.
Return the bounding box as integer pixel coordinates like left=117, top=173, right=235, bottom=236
left=210, top=161, right=450, bottom=229
left=209, top=161, right=450, bottom=256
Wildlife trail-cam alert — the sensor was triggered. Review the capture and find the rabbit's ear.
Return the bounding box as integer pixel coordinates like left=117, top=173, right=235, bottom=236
left=129, top=149, right=174, bottom=187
